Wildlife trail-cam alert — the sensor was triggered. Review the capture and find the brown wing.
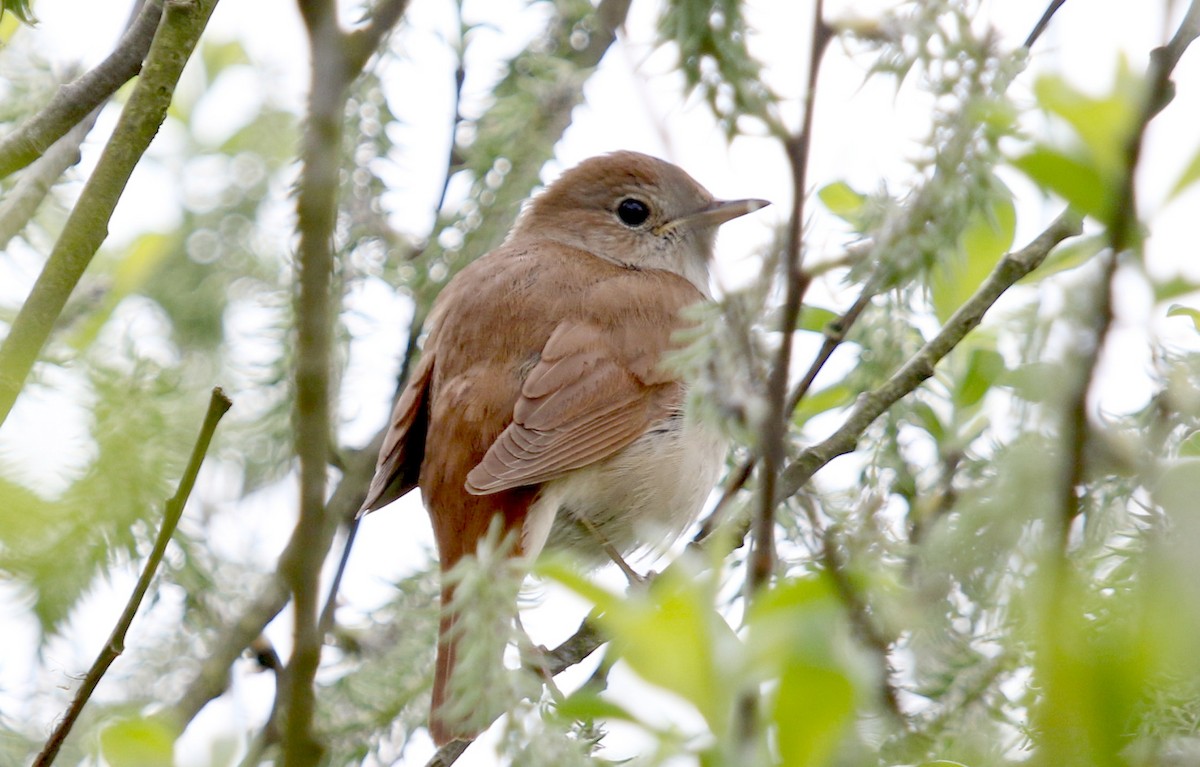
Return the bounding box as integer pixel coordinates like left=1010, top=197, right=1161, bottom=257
left=465, top=319, right=681, bottom=494
left=360, top=350, right=435, bottom=513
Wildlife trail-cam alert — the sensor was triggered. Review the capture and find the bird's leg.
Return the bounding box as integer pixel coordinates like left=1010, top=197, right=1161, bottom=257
left=576, top=516, right=646, bottom=585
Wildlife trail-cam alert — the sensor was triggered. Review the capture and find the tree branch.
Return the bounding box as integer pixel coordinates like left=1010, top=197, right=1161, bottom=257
left=750, top=0, right=830, bottom=596
left=279, top=7, right=345, bottom=760
left=0, top=107, right=100, bottom=251
left=0, top=0, right=163, bottom=179
left=778, top=211, right=1082, bottom=501
left=691, top=257, right=888, bottom=549
left=1052, top=0, right=1200, bottom=553
left=280, top=0, right=416, bottom=760
left=167, top=435, right=380, bottom=732
left=345, top=0, right=412, bottom=73
left=33, top=387, right=232, bottom=767
left=173, top=0, right=633, bottom=752
left=0, top=0, right=220, bottom=430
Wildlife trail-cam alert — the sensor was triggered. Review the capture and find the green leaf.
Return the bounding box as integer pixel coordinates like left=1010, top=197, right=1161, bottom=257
left=1033, top=68, right=1142, bottom=180
left=1001, top=361, right=1061, bottom=403
left=1166, top=304, right=1200, bottom=332
left=930, top=192, right=1016, bottom=323
left=909, top=401, right=945, bottom=442
left=1021, top=234, right=1106, bottom=284
left=955, top=347, right=1006, bottom=408
left=1011, top=146, right=1110, bottom=220
left=773, top=663, right=855, bottom=767
left=1168, top=141, right=1200, bottom=201
left=99, top=715, right=179, bottom=767
left=542, top=558, right=743, bottom=734
left=219, top=108, right=299, bottom=164
left=744, top=576, right=839, bottom=669
left=555, top=689, right=638, bottom=725
left=201, top=39, right=251, bottom=83
left=1017, top=64, right=1145, bottom=228
left=0, top=0, right=35, bottom=24
left=1154, top=275, right=1200, bottom=303
left=745, top=578, right=856, bottom=767
left=794, top=382, right=854, bottom=425
left=1179, top=431, right=1200, bottom=457
left=818, top=181, right=867, bottom=225
left=535, top=556, right=617, bottom=610
left=797, top=305, right=839, bottom=334
left=601, top=565, right=737, bottom=733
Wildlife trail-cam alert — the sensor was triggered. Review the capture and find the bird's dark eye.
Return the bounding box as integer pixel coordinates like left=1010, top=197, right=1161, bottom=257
left=616, top=198, right=651, bottom=227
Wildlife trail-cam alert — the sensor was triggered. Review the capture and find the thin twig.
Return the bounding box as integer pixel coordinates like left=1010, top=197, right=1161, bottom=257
left=735, top=1, right=831, bottom=758
left=316, top=518, right=359, bottom=637
left=173, top=438, right=382, bottom=762
left=691, top=259, right=887, bottom=549
left=0, top=0, right=163, bottom=179
left=750, top=0, right=831, bottom=597
left=1052, top=0, right=1200, bottom=552
left=282, top=0, right=420, bottom=760
left=0, top=0, right=220, bottom=429
left=313, top=0, right=467, bottom=669
left=1023, top=0, right=1069, bottom=50
left=806, top=507, right=907, bottom=722
left=786, top=270, right=884, bottom=415
left=767, top=213, right=1081, bottom=722
left=691, top=458, right=753, bottom=546
left=175, top=0, right=635, bottom=750
left=0, top=107, right=100, bottom=251
left=345, top=0, right=412, bottom=72
left=33, top=388, right=232, bottom=767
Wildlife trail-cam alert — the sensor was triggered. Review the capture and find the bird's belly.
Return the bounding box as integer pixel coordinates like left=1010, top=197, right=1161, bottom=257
left=521, top=416, right=727, bottom=563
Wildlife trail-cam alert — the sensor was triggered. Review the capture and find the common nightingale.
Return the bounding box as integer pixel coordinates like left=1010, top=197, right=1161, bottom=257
left=361, top=150, right=768, bottom=744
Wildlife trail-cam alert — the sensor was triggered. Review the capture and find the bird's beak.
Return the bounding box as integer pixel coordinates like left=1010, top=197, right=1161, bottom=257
left=653, top=198, right=770, bottom=237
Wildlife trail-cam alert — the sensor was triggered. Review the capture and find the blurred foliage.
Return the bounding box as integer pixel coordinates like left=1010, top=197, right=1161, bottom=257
left=658, top=0, right=780, bottom=136
left=1013, top=60, right=1146, bottom=231
left=0, top=0, right=34, bottom=25
left=317, top=567, right=441, bottom=764
left=1, top=0, right=1200, bottom=766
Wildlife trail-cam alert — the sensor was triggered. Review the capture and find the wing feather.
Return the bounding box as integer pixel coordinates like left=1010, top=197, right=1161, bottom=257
left=360, top=351, right=435, bottom=512
left=465, top=321, right=676, bottom=494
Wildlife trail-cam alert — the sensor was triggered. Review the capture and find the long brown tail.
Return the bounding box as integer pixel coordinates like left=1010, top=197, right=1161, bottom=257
left=429, top=595, right=469, bottom=746
left=426, top=494, right=536, bottom=745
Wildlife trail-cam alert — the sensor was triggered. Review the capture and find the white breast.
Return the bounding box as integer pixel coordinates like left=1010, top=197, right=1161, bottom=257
left=520, top=415, right=727, bottom=564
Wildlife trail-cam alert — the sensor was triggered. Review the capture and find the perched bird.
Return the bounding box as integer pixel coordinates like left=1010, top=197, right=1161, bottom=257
left=360, top=151, right=767, bottom=744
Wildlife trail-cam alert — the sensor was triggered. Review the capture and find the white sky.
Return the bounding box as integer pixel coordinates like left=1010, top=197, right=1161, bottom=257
left=3, top=0, right=1200, bottom=765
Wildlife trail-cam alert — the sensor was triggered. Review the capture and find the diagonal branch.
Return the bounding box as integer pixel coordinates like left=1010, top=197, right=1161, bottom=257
left=0, top=0, right=220, bottom=430
left=1023, top=0, right=1070, bottom=50
left=345, top=0, right=412, bottom=72
left=0, top=107, right=101, bottom=251
left=691, top=256, right=888, bottom=548
left=33, top=387, right=232, bottom=767
left=778, top=211, right=1082, bottom=502
left=167, top=435, right=380, bottom=730
left=0, top=0, right=163, bottom=179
